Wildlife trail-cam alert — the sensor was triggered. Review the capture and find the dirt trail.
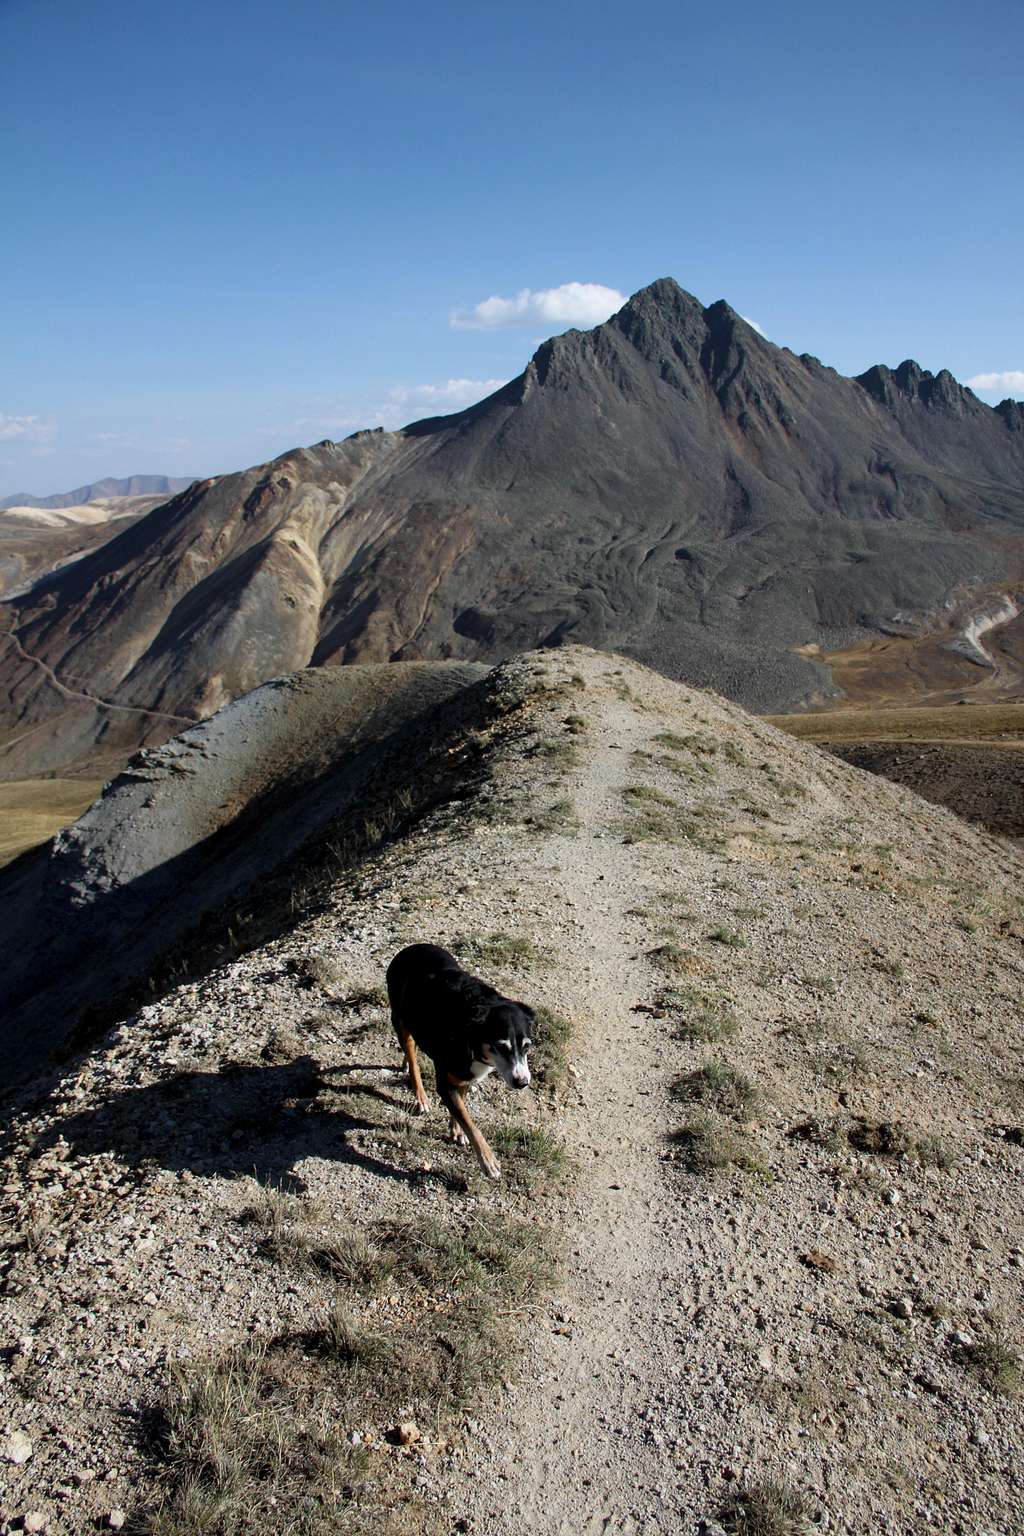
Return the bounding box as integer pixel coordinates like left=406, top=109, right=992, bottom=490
left=444, top=653, right=1024, bottom=1534
left=453, top=693, right=684, bottom=1533
left=0, top=625, right=194, bottom=728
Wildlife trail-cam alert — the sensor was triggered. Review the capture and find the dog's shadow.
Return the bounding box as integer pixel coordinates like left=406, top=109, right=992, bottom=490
left=41, top=1054, right=445, bottom=1192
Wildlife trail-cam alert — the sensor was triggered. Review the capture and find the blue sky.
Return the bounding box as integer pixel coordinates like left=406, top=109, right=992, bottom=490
left=2, top=0, right=1021, bottom=496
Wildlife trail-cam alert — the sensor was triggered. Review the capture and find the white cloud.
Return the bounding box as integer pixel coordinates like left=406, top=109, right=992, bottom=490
left=0, top=413, right=55, bottom=443
left=965, top=370, right=1024, bottom=396
left=387, top=378, right=505, bottom=407
left=288, top=412, right=363, bottom=436
left=288, top=378, right=508, bottom=440
left=450, top=282, right=625, bottom=331
left=741, top=315, right=766, bottom=337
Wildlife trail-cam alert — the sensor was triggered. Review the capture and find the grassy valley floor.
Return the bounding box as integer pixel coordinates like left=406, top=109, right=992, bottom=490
left=0, top=779, right=103, bottom=867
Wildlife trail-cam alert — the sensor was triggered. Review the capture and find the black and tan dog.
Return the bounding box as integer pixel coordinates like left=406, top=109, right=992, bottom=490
left=386, top=943, right=534, bottom=1180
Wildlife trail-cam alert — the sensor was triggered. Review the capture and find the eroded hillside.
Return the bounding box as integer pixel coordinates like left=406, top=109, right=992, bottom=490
left=2, top=647, right=1023, bottom=1535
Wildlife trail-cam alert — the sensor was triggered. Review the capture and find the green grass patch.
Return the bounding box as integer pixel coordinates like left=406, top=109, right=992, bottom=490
left=491, top=1121, right=569, bottom=1189
left=458, top=932, right=552, bottom=971
left=531, top=1004, right=573, bottom=1092
left=525, top=797, right=580, bottom=834
left=647, top=942, right=695, bottom=975
left=531, top=739, right=581, bottom=770
left=671, top=1114, right=771, bottom=1180
left=622, top=784, right=677, bottom=807
left=148, top=1204, right=558, bottom=1532
left=653, top=730, right=717, bottom=756
left=660, top=983, right=738, bottom=1043
left=619, top=807, right=723, bottom=851
left=708, top=925, right=746, bottom=948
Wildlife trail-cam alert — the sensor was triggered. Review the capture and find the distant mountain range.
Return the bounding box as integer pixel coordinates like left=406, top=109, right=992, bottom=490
left=2, top=278, right=1024, bottom=777
left=0, top=475, right=193, bottom=511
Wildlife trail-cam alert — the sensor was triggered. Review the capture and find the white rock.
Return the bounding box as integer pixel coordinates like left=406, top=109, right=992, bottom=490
left=3, top=1429, right=33, bottom=1464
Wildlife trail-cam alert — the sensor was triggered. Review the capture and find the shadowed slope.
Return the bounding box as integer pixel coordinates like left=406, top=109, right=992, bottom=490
left=0, top=659, right=490, bottom=1086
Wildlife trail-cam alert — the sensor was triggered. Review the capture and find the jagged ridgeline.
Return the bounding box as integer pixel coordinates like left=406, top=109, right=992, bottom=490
left=3, top=278, right=1024, bottom=776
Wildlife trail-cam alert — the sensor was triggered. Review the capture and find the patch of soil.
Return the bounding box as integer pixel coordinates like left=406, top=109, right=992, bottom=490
left=831, top=741, right=1024, bottom=837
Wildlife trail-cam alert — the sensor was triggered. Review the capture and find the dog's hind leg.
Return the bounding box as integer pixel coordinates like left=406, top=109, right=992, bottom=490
left=440, top=1077, right=500, bottom=1180
left=392, top=1015, right=430, bottom=1114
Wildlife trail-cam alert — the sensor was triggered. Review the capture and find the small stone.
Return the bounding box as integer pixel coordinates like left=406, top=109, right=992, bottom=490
left=23, top=1514, right=47, bottom=1534
left=885, top=1189, right=902, bottom=1206
left=891, top=1298, right=914, bottom=1319
left=971, top=1430, right=991, bottom=1447
left=73, top=1468, right=97, bottom=1485
left=142, top=1291, right=159, bottom=1306
left=391, top=1422, right=421, bottom=1446
left=108, top=1512, right=127, bottom=1531
left=801, top=1250, right=839, bottom=1274
left=3, top=1429, right=32, bottom=1464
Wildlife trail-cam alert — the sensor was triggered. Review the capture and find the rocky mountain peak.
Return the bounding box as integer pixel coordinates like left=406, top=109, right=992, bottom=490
left=3, top=276, right=1024, bottom=782
left=996, top=398, right=1024, bottom=432
left=857, top=359, right=983, bottom=418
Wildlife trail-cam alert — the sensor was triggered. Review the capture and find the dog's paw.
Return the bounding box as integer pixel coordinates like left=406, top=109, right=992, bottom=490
left=450, top=1125, right=469, bottom=1146
left=413, top=1097, right=432, bottom=1116
left=480, top=1155, right=501, bottom=1181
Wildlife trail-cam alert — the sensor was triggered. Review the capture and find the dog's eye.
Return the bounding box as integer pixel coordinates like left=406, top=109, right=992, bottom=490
left=496, top=1040, right=511, bottom=1052
left=522, top=1039, right=532, bottom=1051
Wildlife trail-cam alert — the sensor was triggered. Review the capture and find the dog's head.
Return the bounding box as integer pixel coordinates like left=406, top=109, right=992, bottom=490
left=479, top=1000, right=534, bottom=1089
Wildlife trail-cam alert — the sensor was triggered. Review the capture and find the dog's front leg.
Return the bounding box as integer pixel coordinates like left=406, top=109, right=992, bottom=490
left=440, top=1077, right=500, bottom=1179
left=392, top=1015, right=430, bottom=1114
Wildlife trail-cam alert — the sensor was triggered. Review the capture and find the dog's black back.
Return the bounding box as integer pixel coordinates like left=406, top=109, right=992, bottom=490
left=386, top=943, right=533, bottom=1087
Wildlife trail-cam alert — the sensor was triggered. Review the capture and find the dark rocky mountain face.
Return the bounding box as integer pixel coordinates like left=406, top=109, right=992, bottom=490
left=3, top=278, right=1023, bottom=776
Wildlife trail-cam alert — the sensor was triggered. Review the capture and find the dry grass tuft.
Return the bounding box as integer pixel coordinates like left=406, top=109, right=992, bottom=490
left=146, top=1205, right=555, bottom=1532
left=288, top=953, right=346, bottom=993
left=673, top=1059, right=759, bottom=1119
left=671, top=1115, right=771, bottom=1179
left=719, top=1478, right=812, bottom=1535
left=959, top=1333, right=1023, bottom=1397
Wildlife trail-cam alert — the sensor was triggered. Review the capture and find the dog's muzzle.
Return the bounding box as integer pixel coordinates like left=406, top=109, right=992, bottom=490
left=511, top=1067, right=531, bottom=1089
